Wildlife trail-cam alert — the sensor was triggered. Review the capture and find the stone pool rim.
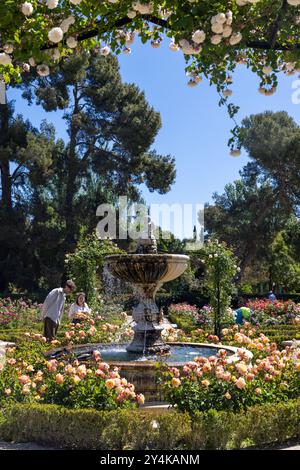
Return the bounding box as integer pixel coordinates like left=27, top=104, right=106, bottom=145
left=45, top=341, right=245, bottom=368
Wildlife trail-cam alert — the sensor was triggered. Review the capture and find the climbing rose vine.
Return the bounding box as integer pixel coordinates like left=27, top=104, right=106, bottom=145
left=1, top=1, right=300, bottom=148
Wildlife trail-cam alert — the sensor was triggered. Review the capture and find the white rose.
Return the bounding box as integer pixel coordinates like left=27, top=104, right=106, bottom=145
left=229, top=32, right=242, bottom=46
left=66, top=36, right=78, bottom=48
left=262, top=65, right=273, bottom=75
left=192, top=30, right=206, bottom=44
left=100, top=46, right=111, bottom=56
left=3, top=44, right=14, bottom=54
left=48, top=27, right=64, bottom=44
left=127, top=10, right=137, bottom=19
left=46, top=0, right=59, bottom=8
left=22, top=63, right=30, bottom=72
left=37, top=64, right=50, bottom=77
left=211, top=23, right=224, bottom=34
left=211, top=35, right=222, bottom=45
left=223, top=89, right=233, bottom=97
left=21, top=2, right=34, bottom=16
left=222, top=26, right=232, bottom=38
left=169, top=41, right=179, bottom=52
left=0, top=53, right=12, bottom=65
left=230, top=149, right=241, bottom=157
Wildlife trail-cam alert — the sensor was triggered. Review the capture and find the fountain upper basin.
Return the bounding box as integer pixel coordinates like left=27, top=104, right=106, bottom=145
left=105, top=254, right=190, bottom=284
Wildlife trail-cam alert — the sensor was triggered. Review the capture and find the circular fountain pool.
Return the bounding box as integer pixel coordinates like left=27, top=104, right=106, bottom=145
left=46, top=342, right=239, bottom=402
left=47, top=342, right=237, bottom=364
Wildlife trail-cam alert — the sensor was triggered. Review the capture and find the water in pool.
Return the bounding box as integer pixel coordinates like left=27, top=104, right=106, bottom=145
left=49, top=343, right=231, bottom=364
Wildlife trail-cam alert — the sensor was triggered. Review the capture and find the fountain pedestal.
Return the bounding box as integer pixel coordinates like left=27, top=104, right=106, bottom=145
left=105, top=253, right=189, bottom=355
left=126, top=282, right=169, bottom=354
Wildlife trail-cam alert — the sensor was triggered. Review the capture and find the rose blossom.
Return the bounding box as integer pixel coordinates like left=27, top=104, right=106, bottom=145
left=136, top=393, right=145, bottom=405
left=171, top=377, right=181, bottom=387
left=21, top=2, right=33, bottom=16
left=235, top=377, right=246, bottom=389
left=201, top=379, right=210, bottom=387
left=105, top=379, right=115, bottom=389
left=48, top=27, right=64, bottom=43
left=55, top=373, right=64, bottom=384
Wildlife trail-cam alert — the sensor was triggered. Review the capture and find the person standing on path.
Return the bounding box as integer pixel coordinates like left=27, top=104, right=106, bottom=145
left=268, top=291, right=277, bottom=301
left=42, top=280, right=76, bottom=341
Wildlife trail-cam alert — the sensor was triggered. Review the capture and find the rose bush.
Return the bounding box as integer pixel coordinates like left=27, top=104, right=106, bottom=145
left=246, top=299, right=300, bottom=326
left=168, top=302, right=236, bottom=334
left=0, top=338, right=144, bottom=410
left=0, top=297, right=42, bottom=329
left=2, top=2, right=300, bottom=148
left=160, top=326, right=300, bottom=414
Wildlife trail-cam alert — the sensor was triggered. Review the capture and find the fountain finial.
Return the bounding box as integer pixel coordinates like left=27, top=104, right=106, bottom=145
left=136, top=215, right=157, bottom=254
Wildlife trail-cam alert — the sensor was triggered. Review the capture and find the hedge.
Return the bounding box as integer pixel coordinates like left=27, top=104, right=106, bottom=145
left=168, top=314, right=196, bottom=334
left=0, top=399, right=300, bottom=450
left=261, top=326, right=300, bottom=347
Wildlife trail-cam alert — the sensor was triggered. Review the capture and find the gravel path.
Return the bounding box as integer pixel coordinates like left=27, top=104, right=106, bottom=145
left=0, top=440, right=299, bottom=450
left=0, top=441, right=57, bottom=450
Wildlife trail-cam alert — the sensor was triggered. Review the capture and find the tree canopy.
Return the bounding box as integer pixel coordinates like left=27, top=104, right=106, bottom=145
left=2, top=1, right=300, bottom=148
left=0, top=51, right=176, bottom=292
left=206, top=110, right=300, bottom=291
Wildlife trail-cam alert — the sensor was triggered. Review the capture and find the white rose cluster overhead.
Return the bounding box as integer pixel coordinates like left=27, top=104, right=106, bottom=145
left=1, top=1, right=300, bottom=151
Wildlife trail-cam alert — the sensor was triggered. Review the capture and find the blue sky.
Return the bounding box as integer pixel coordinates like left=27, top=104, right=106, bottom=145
left=7, top=39, right=300, bottom=235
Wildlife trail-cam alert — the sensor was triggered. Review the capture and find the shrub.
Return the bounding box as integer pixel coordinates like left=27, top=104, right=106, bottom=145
left=190, top=400, right=300, bottom=449
left=0, top=400, right=300, bottom=449
left=0, top=297, right=42, bottom=329
left=159, top=327, right=300, bottom=414
left=0, top=404, right=191, bottom=450
left=65, top=234, right=122, bottom=307
left=0, top=339, right=144, bottom=410
left=168, top=303, right=235, bottom=334
left=193, top=240, right=239, bottom=337
left=247, top=299, right=300, bottom=326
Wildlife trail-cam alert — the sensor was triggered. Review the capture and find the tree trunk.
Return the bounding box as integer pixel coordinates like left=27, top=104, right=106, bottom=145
left=0, top=103, right=12, bottom=211
left=64, top=161, right=78, bottom=248
left=64, top=86, right=80, bottom=249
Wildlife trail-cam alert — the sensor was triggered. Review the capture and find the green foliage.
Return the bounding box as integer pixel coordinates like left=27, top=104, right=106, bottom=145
left=0, top=337, right=141, bottom=411
left=160, top=338, right=300, bottom=414
left=205, top=163, right=290, bottom=286
left=260, top=325, right=300, bottom=347
left=65, top=233, right=122, bottom=306
left=268, top=232, right=300, bottom=292
left=1, top=400, right=300, bottom=450
left=240, top=112, right=300, bottom=204
left=1, top=51, right=176, bottom=292
left=2, top=2, right=300, bottom=144
left=192, top=239, right=238, bottom=336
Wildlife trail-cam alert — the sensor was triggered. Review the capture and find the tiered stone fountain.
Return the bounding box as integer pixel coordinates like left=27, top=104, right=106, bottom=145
left=105, top=217, right=189, bottom=354
left=47, top=218, right=240, bottom=401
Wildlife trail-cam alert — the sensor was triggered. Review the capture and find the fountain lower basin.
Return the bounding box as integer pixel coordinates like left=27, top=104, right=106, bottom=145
left=46, top=341, right=239, bottom=402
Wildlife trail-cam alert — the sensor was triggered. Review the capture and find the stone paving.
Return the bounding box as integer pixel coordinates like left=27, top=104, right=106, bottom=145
left=0, top=440, right=299, bottom=450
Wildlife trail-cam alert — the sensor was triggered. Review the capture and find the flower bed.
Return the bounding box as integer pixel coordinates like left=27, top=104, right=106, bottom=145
left=168, top=303, right=235, bottom=333
left=0, top=298, right=42, bottom=329
left=159, top=325, right=300, bottom=414
left=247, top=300, right=300, bottom=326
left=0, top=400, right=300, bottom=450
left=0, top=338, right=144, bottom=411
